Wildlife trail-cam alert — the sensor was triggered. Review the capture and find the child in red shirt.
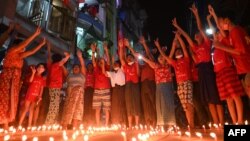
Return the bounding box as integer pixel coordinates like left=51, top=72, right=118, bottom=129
left=19, top=63, right=46, bottom=127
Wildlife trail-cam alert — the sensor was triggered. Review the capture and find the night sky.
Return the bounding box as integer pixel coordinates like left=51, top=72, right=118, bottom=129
left=138, top=0, right=188, bottom=47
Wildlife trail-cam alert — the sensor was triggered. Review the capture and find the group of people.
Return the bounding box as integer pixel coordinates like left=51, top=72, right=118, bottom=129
left=0, top=4, right=250, bottom=130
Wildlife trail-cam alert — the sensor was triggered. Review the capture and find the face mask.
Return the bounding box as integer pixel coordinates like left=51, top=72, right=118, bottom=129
left=175, top=54, right=183, bottom=59
left=128, top=62, right=134, bottom=65
left=114, top=67, right=119, bottom=71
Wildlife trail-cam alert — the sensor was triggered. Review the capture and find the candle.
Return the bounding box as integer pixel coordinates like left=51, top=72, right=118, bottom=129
left=202, top=125, right=206, bottom=132
left=49, top=137, right=54, bottom=141
left=3, top=135, right=10, bottom=141
left=210, top=132, right=217, bottom=140
left=32, top=137, right=38, bottom=141
left=245, top=120, right=248, bottom=125
left=185, top=131, right=191, bottom=137
left=131, top=137, right=137, bottom=141
left=22, top=135, right=27, bottom=141
left=121, top=131, right=126, bottom=141
left=195, top=132, right=202, bottom=138
left=83, top=135, right=89, bottom=141
left=177, top=131, right=182, bottom=136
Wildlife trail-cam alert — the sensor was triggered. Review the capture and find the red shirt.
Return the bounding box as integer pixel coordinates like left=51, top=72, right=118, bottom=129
left=94, top=65, right=111, bottom=89
left=26, top=75, right=45, bottom=97
left=193, top=40, right=212, bottom=64
left=154, top=64, right=172, bottom=84
left=229, top=26, right=250, bottom=74
left=171, top=57, right=191, bottom=83
left=213, top=37, right=233, bottom=72
left=191, top=63, right=199, bottom=82
left=85, top=72, right=95, bottom=88
left=47, top=62, right=64, bottom=88
left=140, top=64, right=155, bottom=81
left=123, top=63, right=139, bottom=83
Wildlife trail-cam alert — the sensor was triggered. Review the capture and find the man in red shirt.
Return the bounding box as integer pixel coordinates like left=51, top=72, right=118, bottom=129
left=213, top=11, right=250, bottom=99
left=91, top=42, right=111, bottom=126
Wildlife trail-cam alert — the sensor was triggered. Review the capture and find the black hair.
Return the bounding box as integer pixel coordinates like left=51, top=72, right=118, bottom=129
left=52, top=53, right=62, bottom=63
left=126, top=53, right=134, bottom=58
left=12, top=39, right=23, bottom=45
left=114, top=60, right=121, bottom=67
left=36, top=63, right=46, bottom=76
left=219, top=10, right=237, bottom=24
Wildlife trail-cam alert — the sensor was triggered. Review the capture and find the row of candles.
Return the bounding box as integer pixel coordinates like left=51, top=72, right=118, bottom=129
left=1, top=120, right=248, bottom=141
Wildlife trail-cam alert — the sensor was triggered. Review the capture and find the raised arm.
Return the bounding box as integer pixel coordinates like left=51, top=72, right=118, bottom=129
left=118, top=39, right=126, bottom=67
left=76, top=49, right=86, bottom=75
left=11, top=27, right=42, bottom=53
left=124, top=38, right=136, bottom=56
left=176, top=32, right=189, bottom=58
left=58, top=52, right=70, bottom=66
left=29, top=66, right=36, bottom=82
left=91, top=43, right=97, bottom=67
left=20, top=38, right=46, bottom=59
left=139, top=36, right=155, bottom=61
left=103, top=41, right=110, bottom=66
left=172, top=18, right=195, bottom=50
left=169, top=34, right=178, bottom=58
left=190, top=3, right=209, bottom=42
left=154, top=38, right=174, bottom=64
left=135, top=53, right=157, bottom=69
left=208, top=5, right=226, bottom=37
left=0, top=23, right=15, bottom=47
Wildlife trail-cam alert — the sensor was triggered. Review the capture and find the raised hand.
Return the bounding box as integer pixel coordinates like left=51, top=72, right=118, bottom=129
left=208, top=5, right=215, bottom=16
left=123, top=38, right=130, bottom=47
left=64, top=52, right=70, bottom=57
left=40, top=38, right=46, bottom=46
left=118, top=39, right=124, bottom=48
left=76, top=49, right=82, bottom=58
left=30, top=66, right=36, bottom=74
left=172, top=18, right=178, bottom=28
left=154, top=38, right=160, bottom=48
left=189, top=3, right=198, bottom=15
left=139, top=36, right=146, bottom=45
left=103, top=41, right=109, bottom=52
left=90, top=42, right=97, bottom=52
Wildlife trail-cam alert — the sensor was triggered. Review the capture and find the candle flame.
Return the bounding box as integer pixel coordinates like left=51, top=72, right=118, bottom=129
left=245, top=120, right=248, bottom=125
left=185, top=131, right=191, bottom=137
left=32, top=137, right=38, bottom=141
left=22, top=135, right=27, bottom=141
left=4, top=135, right=10, bottom=141
left=131, top=137, right=137, bottom=141
left=49, top=137, right=54, bottom=141
left=195, top=132, right=202, bottom=138
left=210, top=132, right=217, bottom=139
left=83, top=135, right=89, bottom=141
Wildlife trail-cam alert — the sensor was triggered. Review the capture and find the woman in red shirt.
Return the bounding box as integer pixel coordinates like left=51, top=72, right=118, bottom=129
left=137, top=43, right=176, bottom=128
left=119, top=38, right=142, bottom=128
left=154, top=33, right=195, bottom=128
left=172, top=4, right=223, bottom=126
left=0, top=27, right=44, bottom=129
left=208, top=6, right=245, bottom=124
left=19, top=63, right=46, bottom=127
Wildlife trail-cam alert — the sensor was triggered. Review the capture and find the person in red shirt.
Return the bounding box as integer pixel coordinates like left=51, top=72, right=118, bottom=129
left=139, top=36, right=156, bottom=127
left=212, top=9, right=250, bottom=100
left=207, top=6, right=245, bottom=124
left=119, top=38, right=142, bottom=128
left=154, top=32, right=194, bottom=128
left=19, top=63, right=46, bottom=127
left=137, top=42, right=175, bottom=128
left=83, top=63, right=95, bottom=126
left=45, top=44, right=70, bottom=125
left=91, top=42, right=111, bottom=126
left=172, top=3, right=223, bottom=126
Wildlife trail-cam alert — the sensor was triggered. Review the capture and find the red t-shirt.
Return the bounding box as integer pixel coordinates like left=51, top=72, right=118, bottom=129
left=85, top=72, right=95, bottom=88
left=153, top=64, right=172, bottom=84
left=191, top=63, right=199, bottom=82
left=123, top=63, right=139, bottom=83
left=213, top=37, right=233, bottom=72
left=47, top=62, right=64, bottom=88
left=26, top=75, right=45, bottom=97
left=94, top=65, right=111, bottom=89
left=171, top=57, right=191, bottom=83
left=140, top=64, right=155, bottom=81
left=229, top=26, right=250, bottom=74
left=193, top=40, right=212, bottom=64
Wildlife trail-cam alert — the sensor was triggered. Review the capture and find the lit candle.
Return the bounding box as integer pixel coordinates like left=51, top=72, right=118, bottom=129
left=49, top=137, right=54, bottom=141
left=195, top=132, right=202, bottom=138
left=185, top=131, right=191, bottom=137
left=210, top=132, right=217, bottom=140
left=131, top=137, right=137, bottom=141
left=4, top=135, right=10, bottom=141
left=83, top=135, right=89, bottom=141
left=22, top=135, right=27, bottom=141
left=32, top=137, right=38, bottom=141
left=177, top=131, right=182, bottom=136
left=245, top=120, right=248, bottom=125
left=202, top=125, right=206, bottom=132
left=121, top=131, right=126, bottom=141
left=209, top=122, right=212, bottom=129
